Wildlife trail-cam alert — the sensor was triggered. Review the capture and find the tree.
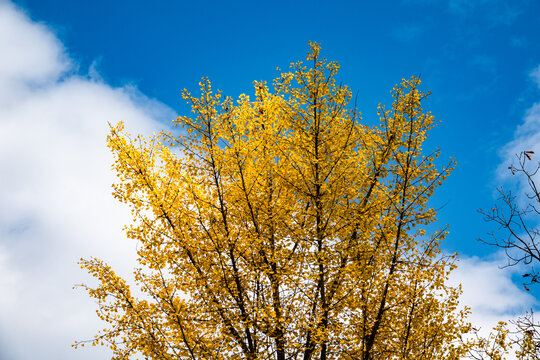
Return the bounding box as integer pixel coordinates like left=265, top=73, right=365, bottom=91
left=478, top=150, right=540, bottom=357
left=77, top=42, right=469, bottom=360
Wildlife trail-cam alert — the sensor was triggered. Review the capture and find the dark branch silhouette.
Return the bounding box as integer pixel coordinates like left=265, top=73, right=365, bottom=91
left=479, top=150, right=540, bottom=289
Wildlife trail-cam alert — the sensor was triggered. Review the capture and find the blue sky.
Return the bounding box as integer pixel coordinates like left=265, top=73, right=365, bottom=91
left=16, top=0, right=540, bottom=254
left=1, top=0, right=540, bottom=359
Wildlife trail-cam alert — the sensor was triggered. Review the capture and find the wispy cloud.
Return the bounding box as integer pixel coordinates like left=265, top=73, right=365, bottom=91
left=494, top=63, right=540, bottom=186
left=0, top=2, right=174, bottom=359
left=402, top=0, right=524, bottom=25
left=510, top=37, right=527, bottom=48
left=469, top=54, right=497, bottom=75
left=530, top=64, right=540, bottom=89
left=392, top=23, right=424, bottom=42
left=498, top=103, right=540, bottom=184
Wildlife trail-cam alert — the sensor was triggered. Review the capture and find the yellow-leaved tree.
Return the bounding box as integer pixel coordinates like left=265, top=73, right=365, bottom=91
left=77, top=42, right=470, bottom=360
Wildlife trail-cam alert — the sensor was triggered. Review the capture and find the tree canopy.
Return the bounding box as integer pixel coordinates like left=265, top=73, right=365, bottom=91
left=78, top=42, right=470, bottom=360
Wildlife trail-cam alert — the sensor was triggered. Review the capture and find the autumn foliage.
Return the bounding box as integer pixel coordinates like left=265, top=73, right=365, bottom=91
left=78, top=43, right=470, bottom=359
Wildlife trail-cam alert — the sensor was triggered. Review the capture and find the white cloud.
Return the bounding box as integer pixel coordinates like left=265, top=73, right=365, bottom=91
left=0, top=2, right=69, bottom=84
left=450, top=254, right=536, bottom=334
left=0, top=2, right=175, bottom=359
left=530, top=64, right=540, bottom=89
